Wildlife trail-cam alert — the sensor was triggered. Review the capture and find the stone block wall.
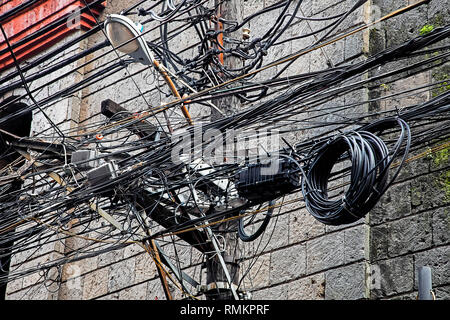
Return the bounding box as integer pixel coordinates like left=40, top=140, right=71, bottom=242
left=365, top=0, right=449, bottom=300
left=2, top=0, right=449, bottom=300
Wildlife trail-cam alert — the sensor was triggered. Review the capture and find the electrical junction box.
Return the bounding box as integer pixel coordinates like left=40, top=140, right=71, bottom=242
left=235, top=158, right=300, bottom=202
left=86, top=161, right=119, bottom=186
left=71, top=149, right=98, bottom=169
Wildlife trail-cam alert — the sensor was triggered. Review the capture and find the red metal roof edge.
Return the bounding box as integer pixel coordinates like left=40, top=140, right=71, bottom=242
left=0, top=0, right=106, bottom=72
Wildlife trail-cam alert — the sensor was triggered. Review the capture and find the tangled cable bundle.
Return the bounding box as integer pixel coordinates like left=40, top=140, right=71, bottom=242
left=0, top=0, right=448, bottom=299
left=301, top=118, right=411, bottom=225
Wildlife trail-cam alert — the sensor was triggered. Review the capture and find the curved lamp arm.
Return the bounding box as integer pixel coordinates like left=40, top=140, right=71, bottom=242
left=104, top=14, right=193, bottom=126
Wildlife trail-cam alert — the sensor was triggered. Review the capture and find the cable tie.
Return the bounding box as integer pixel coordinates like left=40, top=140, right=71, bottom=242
left=342, top=196, right=360, bottom=219
left=304, top=188, right=322, bottom=196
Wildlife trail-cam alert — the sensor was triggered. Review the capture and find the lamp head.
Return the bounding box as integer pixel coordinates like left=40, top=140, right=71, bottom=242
left=104, top=14, right=153, bottom=65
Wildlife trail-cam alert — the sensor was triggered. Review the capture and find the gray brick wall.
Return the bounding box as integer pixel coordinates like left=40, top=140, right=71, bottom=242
left=2, top=0, right=449, bottom=300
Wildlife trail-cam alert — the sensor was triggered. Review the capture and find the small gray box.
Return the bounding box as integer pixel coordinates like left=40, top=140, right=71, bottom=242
left=71, top=150, right=97, bottom=169
left=86, top=162, right=119, bottom=186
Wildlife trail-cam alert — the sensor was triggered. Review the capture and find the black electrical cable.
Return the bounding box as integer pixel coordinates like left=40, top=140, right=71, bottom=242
left=301, top=118, right=410, bottom=225
left=1, top=0, right=449, bottom=296
left=237, top=200, right=275, bottom=242
left=0, top=24, right=66, bottom=143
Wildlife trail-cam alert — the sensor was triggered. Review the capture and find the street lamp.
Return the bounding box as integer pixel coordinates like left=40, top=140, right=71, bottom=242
left=104, top=14, right=194, bottom=126
left=104, top=14, right=155, bottom=65
left=103, top=13, right=237, bottom=300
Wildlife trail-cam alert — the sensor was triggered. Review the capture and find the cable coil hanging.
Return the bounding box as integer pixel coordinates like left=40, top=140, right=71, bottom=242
left=301, top=118, right=411, bottom=225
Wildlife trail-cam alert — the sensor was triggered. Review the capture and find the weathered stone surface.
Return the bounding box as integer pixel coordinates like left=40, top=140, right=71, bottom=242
left=344, top=224, right=366, bottom=264
left=134, top=252, right=158, bottom=284
left=97, top=292, right=120, bottom=300
left=263, top=212, right=290, bottom=252
left=306, top=232, right=345, bottom=274
left=414, top=246, right=450, bottom=288
left=239, top=252, right=271, bottom=290
left=5, top=278, right=23, bottom=296
left=251, top=282, right=289, bottom=300
left=123, top=243, right=142, bottom=259
left=369, top=224, right=389, bottom=262
left=287, top=273, right=325, bottom=300
left=147, top=278, right=170, bottom=300
left=396, top=155, right=430, bottom=182
left=119, top=282, right=148, bottom=300
left=325, top=262, right=366, bottom=300
left=58, top=261, right=85, bottom=300
left=427, top=1, right=450, bottom=33
left=432, top=206, right=450, bottom=245
left=16, top=284, right=51, bottom=300
left=380, top=71, right=431, bottom=114
left=269, top=243, right=306, bottom=284
left=310, top=0, right=341, bottom=16
left=5, top=291, right=24, bottom=300
left=370, top=255, right=414, bottom=298
left=387, top=212, right=433, bottom=257
left=386, top=291, right=417, bottom=300
left=22, top=267, right=44, bottom=289
left=107, top=258, right=135, bottom=292
left=345, top=33, right=364, bottom=61
left=434, top=285, right=450, bottom=300
left=325, top=218, right=362, bottom=233
left=289, top=207, right=326, bottom=244
left=376, top=1, right=428, bottom=47
left=82, top=269, right=108, bottom=300
left=98, top=248, right=124, bottom=267
left=370, top=182, right=411, bottom=225
left=242, top=0, right=265, bottom=19
left=309, top=49, right=330, bottom=73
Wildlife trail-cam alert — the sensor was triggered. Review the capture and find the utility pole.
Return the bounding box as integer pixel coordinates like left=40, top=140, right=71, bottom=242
left=203, top=0, right=244, bottom=300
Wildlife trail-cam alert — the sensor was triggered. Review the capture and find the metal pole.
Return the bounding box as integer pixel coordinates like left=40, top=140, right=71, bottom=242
left=418, top=266, right=433, bottom=300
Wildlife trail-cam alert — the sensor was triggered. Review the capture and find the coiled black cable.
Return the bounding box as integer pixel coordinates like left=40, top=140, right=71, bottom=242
left=301, top=118, right=410, bottom=225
